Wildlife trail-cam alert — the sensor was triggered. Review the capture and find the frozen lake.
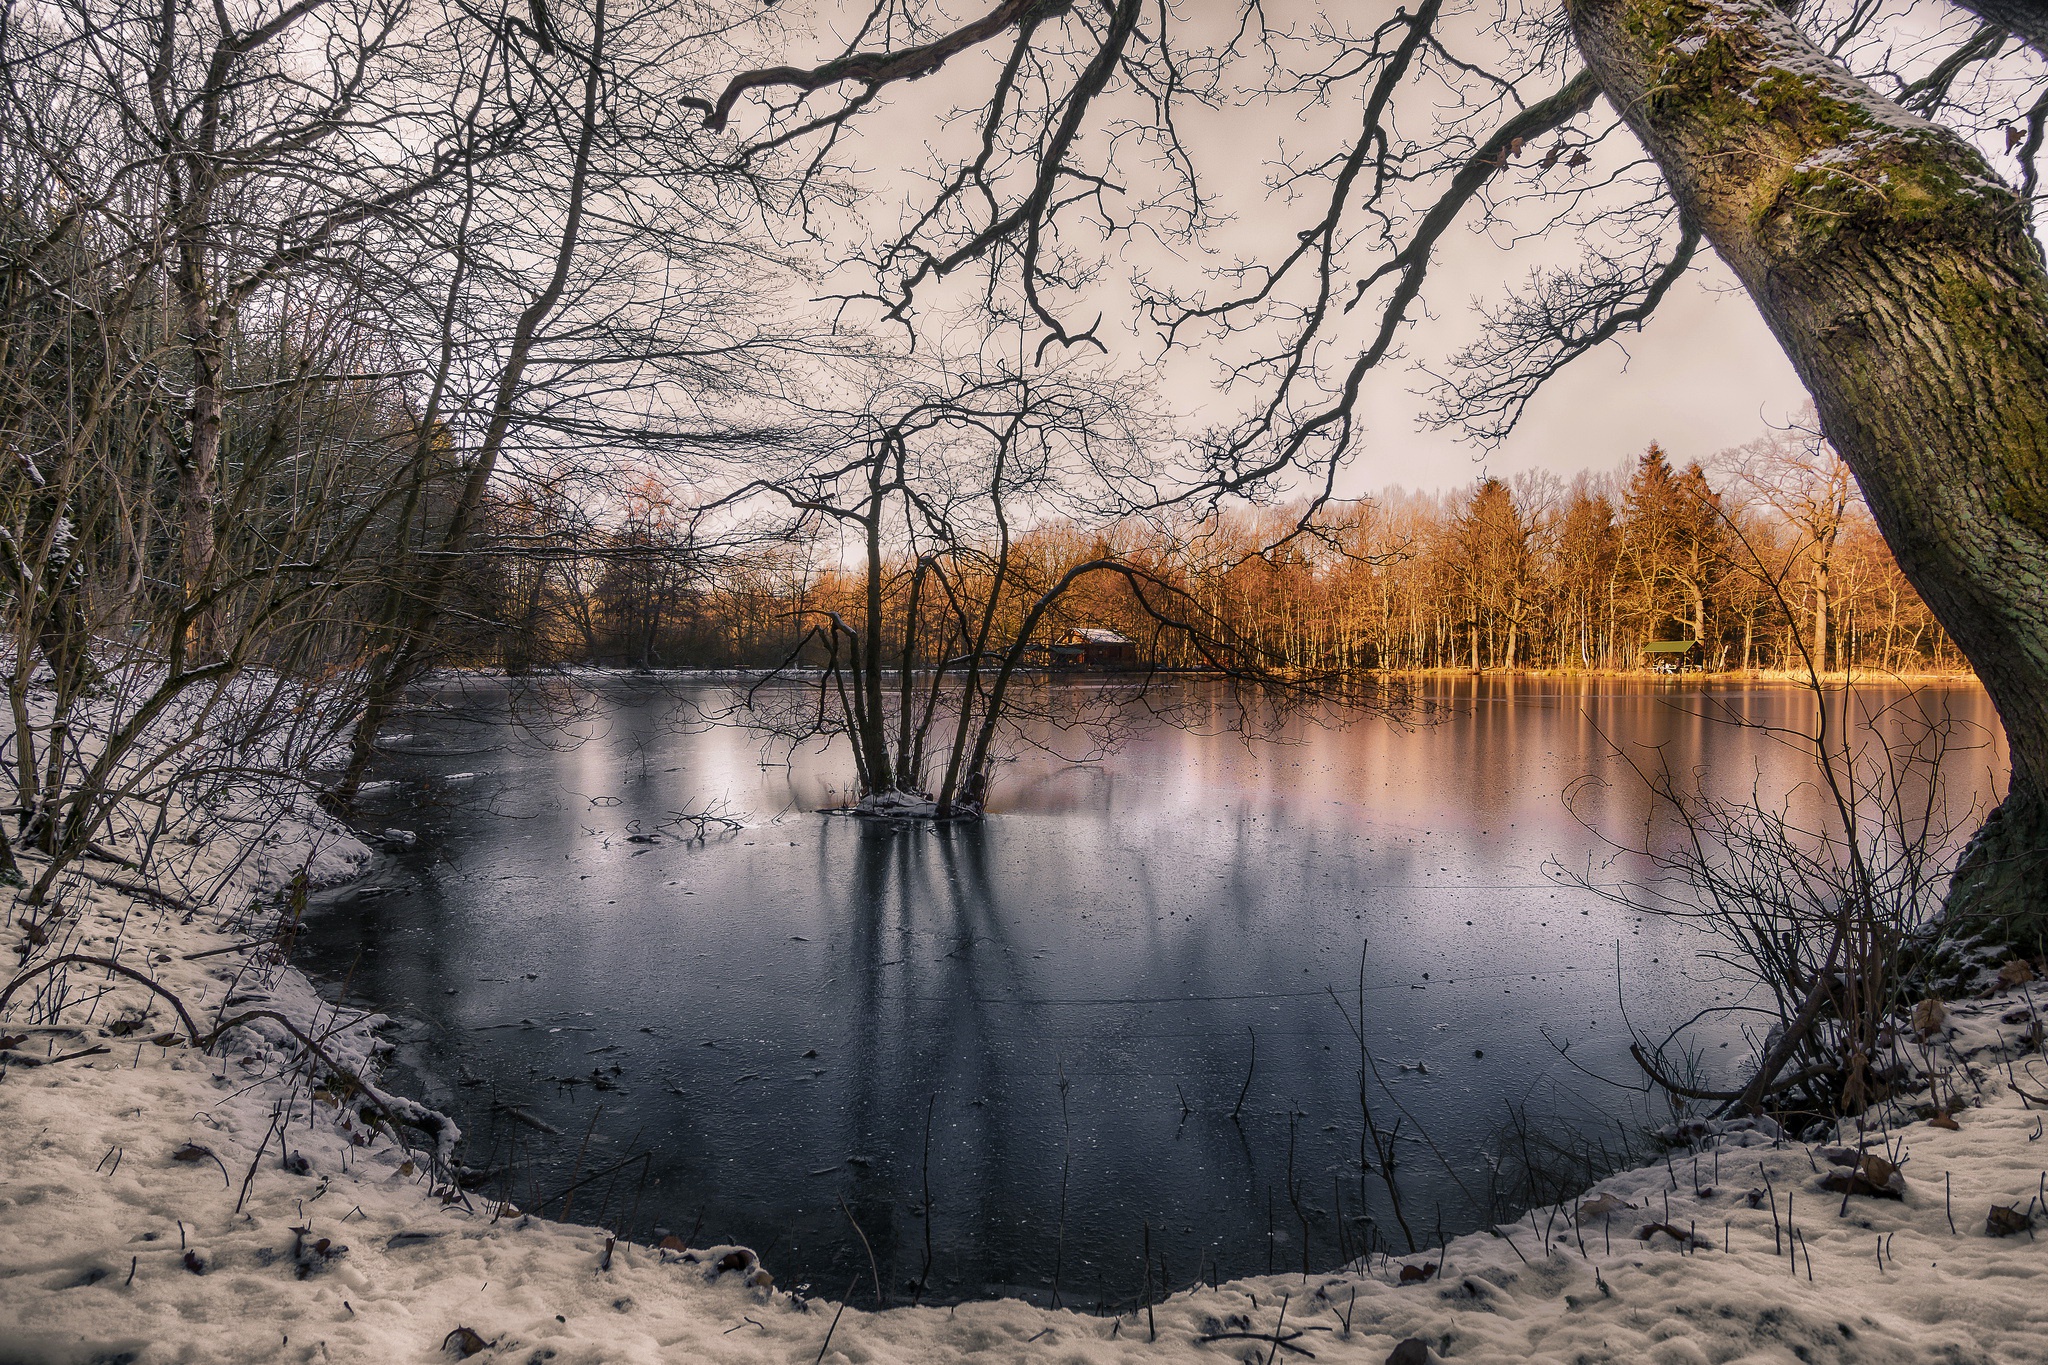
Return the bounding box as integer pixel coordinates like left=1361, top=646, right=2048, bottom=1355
left=302, top=673, right=2003, bottom=1305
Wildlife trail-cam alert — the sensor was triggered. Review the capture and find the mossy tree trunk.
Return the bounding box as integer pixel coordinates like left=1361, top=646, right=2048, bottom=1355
left=1567, top=0, right=2048, bottom=947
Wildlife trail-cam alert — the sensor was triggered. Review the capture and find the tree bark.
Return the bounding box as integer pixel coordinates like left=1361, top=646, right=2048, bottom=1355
left=1566, top=0, right=2048, bottom=946
left=173, top=282, right=222, bottom=663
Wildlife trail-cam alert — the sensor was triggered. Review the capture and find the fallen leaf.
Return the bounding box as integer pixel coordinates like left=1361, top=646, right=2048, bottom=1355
left=1998, top=959, right=2037, bottom=988
left=171, top=1143, right=214, bottom=1163
left=1578, top=1192, right=1632, bottom=1220
left=1987, top=1205, right=2033, bottom=1238
left=442, top=1325, right=490, bottom=1357
left=1819, top=1155, right=1905, bottom=1201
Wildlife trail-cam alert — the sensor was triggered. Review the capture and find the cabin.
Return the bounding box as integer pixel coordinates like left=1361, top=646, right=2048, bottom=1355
left=1640, top=639, right=1702, bottom=671
left=1051, top=627, right=1137, bottom=669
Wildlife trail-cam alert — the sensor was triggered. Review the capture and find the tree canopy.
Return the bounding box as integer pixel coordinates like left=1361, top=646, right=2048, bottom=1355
left=688, top=0, right=2048, bottom=937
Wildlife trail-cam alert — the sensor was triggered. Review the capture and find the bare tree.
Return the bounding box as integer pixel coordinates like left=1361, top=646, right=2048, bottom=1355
left=329, top=0, right=833, bottom=798
left=705, top=347, right=1400, bottom=815
left=0, top=0, right=827, bottom=900
left=1725, top=414, right=1856, bottom=673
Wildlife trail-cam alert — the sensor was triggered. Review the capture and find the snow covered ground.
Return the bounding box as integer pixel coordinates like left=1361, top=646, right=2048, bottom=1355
left=4, top=785, right=2047, bottom=1363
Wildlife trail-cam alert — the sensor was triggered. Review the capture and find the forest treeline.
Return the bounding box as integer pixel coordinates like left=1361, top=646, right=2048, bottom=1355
left=462, top=431, right=1963, bottom=678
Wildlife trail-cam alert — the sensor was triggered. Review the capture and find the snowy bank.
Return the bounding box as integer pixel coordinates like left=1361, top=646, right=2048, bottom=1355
left=840, top=789, right=981, bottom=821
left=4, top=791, right=2048, bottom=1363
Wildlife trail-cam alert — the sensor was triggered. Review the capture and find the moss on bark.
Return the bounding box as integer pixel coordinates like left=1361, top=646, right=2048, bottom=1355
left=1947, top=787, right=2048, bottom=957
left=1570, top=0, right=2048, bottom=948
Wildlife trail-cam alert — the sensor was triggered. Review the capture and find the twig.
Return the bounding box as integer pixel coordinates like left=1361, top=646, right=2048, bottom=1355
left=812, top=1275, right=859, bottom=1365
left=1195, top=1330, right=1316, bottom=1358
left=1234, top=1026, right=1257, bottom=1122
left=235, top=1107, right=283, bottom=1214
left=15, top=1044, right=112, bottom=1066
left=0, top=956, right=202, bottom=1041
left=182, top=929, right=295, bottom=962
left=559, top=1107, right=603, bottom=1223
left=915, top=1091, right=936, bottom=1305
left=67, top=869, right=199, bottom=915
left=1052, top=1063, right=1071, bottom=1309
left=838, top=1195, right=884, bottom=1309
left=1143, top=1221, right=1155, bottom=1342
left=1267, top=1294, right=1291, bottom=1365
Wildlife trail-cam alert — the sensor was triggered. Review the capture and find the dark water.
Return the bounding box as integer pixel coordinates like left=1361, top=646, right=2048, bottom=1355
left=300, top=674, right=2002, bottom=1305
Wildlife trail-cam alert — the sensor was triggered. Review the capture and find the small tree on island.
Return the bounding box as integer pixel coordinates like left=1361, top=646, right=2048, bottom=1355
left=704, top=352, right=1410, bottom=817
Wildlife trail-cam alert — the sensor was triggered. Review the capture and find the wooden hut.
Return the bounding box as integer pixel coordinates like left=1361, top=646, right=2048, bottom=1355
left=1640, top=639, right=1701, bottom=671
left=1051, top=627, right=1137, bottom=669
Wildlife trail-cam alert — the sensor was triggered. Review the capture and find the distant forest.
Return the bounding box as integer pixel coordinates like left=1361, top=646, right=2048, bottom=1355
left=460, top=428, right=1963, bottom=678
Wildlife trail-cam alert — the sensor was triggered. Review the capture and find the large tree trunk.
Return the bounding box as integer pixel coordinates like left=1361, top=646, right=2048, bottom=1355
left=171, top=249, right=222, bottom=664
left=1952, top=0, right=2048, bottom=59
left=1566, top=0, right=2048, bottom=948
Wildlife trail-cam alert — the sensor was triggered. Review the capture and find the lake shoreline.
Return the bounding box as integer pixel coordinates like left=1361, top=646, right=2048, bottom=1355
left=5, top=680, right=2043, bottom=1362
left=437, top=662, right=1984, bottom=687
left=307, top=675, right=2009, bottom=1303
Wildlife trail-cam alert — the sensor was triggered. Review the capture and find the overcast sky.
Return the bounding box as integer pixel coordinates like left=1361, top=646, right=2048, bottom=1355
left=1335, top=262, right=1812, bottom=495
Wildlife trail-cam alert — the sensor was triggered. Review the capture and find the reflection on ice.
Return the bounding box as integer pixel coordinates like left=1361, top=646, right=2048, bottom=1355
left=302, top=674, right=2001, bottom=1304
